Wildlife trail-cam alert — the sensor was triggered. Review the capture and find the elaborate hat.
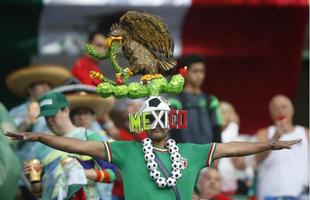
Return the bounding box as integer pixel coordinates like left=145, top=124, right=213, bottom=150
left=6, top=65, right=72, bottom=97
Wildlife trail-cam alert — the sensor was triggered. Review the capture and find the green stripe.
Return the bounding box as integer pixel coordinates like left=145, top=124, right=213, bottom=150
left=0, top=0, right=43, bottom=109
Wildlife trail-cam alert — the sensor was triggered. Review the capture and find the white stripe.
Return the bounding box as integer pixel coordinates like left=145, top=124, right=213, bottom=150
left=44, top=0, right=191, bottom=6
left=104, top=142, right=111, bottom=163
left=208, top=143, right=216, bottom=167
left=39, top=1, right=192, bottom=56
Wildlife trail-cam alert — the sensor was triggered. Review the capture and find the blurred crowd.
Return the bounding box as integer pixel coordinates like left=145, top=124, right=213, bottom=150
left=0, top=31, right=308, bottom=200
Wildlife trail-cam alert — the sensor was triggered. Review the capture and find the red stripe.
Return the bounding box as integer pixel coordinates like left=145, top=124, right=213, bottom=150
left=103, top=170, right=110, bottom=183
left=191, top=0, right=307, bottom=6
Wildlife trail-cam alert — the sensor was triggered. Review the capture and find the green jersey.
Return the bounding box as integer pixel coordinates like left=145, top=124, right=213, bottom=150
left=104, top=141, right=216, bottom=200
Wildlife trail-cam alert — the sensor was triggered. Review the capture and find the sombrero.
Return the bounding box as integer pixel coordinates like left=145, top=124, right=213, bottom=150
left=66, top=91, right=115, bottom=118
left=6, top=65, right=72, bottom=97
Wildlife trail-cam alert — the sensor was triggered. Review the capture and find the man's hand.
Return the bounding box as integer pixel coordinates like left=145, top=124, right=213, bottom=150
left=23, top=161, right=31, bottom=179
left=84, top=169, right=97, bottom=180
left=269, top=139, right=302, bottom=150
left=5, top=131, right=40, bottom=141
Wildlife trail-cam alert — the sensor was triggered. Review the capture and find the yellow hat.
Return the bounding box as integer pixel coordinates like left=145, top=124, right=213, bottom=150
left=6, top=65, right=72, bottom=97
left=66, top=92, right=115, bottom=118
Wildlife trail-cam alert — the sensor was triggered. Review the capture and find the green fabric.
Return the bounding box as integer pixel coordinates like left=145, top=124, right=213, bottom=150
left=105, top=169, right=116, bottom=182
left=169, top=98, right=183, bottom=110
left=0, top=102, right=21, bottom=200
left=0, top=102, right=17, bottom=146
left=0, top=0, right=43, bottom=109
left=209, top=96, right=224, bottom=126
left=107, top=141, right=216, bottom=200
left=0, top=128, right=21, bottom=200
left=38, top=92, right=69, bottom=117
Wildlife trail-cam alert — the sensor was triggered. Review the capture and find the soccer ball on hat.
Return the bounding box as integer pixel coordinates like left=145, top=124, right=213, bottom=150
left=166, top=177, right=177, bottom=187
left=166, top=139, right=176, bottom=148
left=147, top=160, right=158, bottom=171
left=156, top=177, right=167, bottom=188
left=150, top=170, right=160, bottom=180
left=144, top=152, right=155, bottom=162
left=140, top=96, right=171, bottom=113
left=170, top=153, right=181, bottom=162
left=171, top=170, right=182, bottom=179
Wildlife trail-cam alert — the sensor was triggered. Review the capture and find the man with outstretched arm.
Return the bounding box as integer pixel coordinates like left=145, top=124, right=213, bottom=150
left=6, top=96, right=302, bottom=200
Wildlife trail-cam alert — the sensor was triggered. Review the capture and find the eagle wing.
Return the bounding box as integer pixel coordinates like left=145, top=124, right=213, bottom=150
left=119, top=11, right=176, bottom=71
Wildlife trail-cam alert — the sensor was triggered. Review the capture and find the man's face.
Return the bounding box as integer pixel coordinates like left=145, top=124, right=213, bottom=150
left=71, top=107, right=95, bottom=129
left=28, top=81, right=51, bottom=100
left=146, top=127, right=169, bottom=142
left=90, top=34, right=107, bottom=55
left=269, top=96, right=294, bottom=123
left=45, top=109, right=67, bottom=136
left=199, top=168, right=221, bottom=198
left=186, top=62, right=206, bottom=88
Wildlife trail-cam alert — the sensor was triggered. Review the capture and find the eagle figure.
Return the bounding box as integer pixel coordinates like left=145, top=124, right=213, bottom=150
left=106, top=11, right=176, bottom=76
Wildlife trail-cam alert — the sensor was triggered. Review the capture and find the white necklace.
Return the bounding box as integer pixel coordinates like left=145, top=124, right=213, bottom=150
left=142, top=138, right=182, bottom=188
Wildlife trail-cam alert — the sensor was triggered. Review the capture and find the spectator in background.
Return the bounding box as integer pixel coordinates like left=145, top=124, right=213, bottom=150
left=102, top=99, right=147, bottom=141
left=6, top=65, right=71, bottom=133
left=65, top=89, right=115, bottom=140
left=23, top=92, right=116, bottom=200
left=5, top=65, right=71, bottom=200
left=169, top=54, right=223, bottom=144
left=71, top=31, right=107, bottom=85
left=197, top=167, right=232, bottom=200
left=6, top=65, right=71, bottom=163
left=65, top=90, right=116, bottom=200
left=255, top=94, right=309, bottom=200
left=219, top=101, right=254, bottom=196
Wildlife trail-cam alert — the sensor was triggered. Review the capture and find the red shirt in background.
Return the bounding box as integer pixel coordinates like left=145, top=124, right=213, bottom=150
left=211, top=194, right=233, bottom=200
left=119, top=128, right=147, bottom=141
left=72, top=55, right=101, bottom=85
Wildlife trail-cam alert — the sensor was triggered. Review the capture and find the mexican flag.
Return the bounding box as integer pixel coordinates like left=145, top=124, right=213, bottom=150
left=1, top=0, right=308, bottom=134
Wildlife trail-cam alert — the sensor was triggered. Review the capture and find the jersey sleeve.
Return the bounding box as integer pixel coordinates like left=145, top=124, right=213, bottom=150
left=190, top=143, right=217, bottom=168
left=103, top=141, right=130, bottom=167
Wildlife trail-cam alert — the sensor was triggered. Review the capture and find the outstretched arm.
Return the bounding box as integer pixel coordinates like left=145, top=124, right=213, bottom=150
left=5, top=131, right=107, bottom=160
left=213, top=139, right=301, bottom=160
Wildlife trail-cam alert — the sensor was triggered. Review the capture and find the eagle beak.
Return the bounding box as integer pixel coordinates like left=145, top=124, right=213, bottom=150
left=106, top=36, right=123, bottom=48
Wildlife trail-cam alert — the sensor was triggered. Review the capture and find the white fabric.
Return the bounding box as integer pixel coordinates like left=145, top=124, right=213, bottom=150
left=218, top=122, right=239, bottom=192
left=257, top=125, right=309, bottom=200
left=39, top=1, right=191, bottom=56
